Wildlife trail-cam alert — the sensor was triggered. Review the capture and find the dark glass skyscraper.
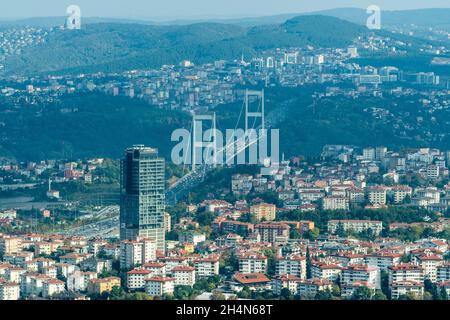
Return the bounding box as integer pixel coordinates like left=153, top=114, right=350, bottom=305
left=120, top=145, right=166, bottom=251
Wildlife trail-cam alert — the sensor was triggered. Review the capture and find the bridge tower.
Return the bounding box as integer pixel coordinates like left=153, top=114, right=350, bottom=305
left=192, top=112, right=217, bottom=172
left=245, top=89, right=265, bottom=132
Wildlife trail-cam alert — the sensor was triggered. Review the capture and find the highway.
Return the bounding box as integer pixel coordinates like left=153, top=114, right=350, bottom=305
left=57, top=205, right=119, bottom=238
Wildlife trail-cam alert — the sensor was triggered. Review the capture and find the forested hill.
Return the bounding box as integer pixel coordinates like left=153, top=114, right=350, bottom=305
left=3, top=15, right=371, bottom=76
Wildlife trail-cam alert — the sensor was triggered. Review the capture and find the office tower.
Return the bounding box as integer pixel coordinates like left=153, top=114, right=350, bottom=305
left=120, top=145, right=166, bottom=252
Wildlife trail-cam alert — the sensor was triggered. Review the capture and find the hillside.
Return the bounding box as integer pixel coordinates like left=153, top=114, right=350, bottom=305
left=314, top=8, right=450, bottom=27
left=0, top=93, right=190, bottom=160
left=2, top=15, right=369, bottom=76
left=1, top=84, right=450, bottom=162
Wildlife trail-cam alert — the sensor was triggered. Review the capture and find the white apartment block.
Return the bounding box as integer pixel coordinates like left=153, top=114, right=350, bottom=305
left=142, top=262, right=166, bottom=277
left=272, top=275, right=302, bottom=295
left=437, top=263, right=450, bottom=282
left=322, top=196, right=349, bottom=211
left=42, top=279, right=65, bottom=298
left=55, top=263, right=77, bottom=279
left=120, top=238, right=156, bottom=269
left=388, top=264, right=424, bottom=286
left=0, top=236, right=21, bottom=255
left=127, top=269, right=152, bottom=290
left=414, top=253, right=444, bottom=282
left=172, top=266, right=196, bottom=287
left=296, top=278, right=333, bottom=296
left=238, top=253, right=267, bottom=274
left=194, top=257, right=220, bottom=278
left=0, top=282, right=20, bottom=300
left=145, top=277, right=175, bottom=296
left=157, top=257, right=188, bottom=273
left=390, top=185, right=412, bottom=204
left=311, top=262, right=342, bottom=282
left=5, top=267, right=26, bottom=283
left=391, top=281, right=424, bottom=299
left=365, top=252, right=402, bottom=271
left=367, top=186, right=387, bottom=205
left=415, top=187, right=440, bottom=204
left=341, top=265, right=380, bottom=289
left=275, top=255, right=306, bottom=279
left=328, top=220, right=383, bottom=236
left=67, top=271, right=97, bottom=292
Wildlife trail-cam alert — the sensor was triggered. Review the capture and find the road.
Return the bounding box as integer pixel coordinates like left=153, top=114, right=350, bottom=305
left=57, top=205, right=119, bottom=238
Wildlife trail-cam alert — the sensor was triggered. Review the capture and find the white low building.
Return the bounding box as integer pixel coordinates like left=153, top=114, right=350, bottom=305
left=145, top=277, right=175, bottom=296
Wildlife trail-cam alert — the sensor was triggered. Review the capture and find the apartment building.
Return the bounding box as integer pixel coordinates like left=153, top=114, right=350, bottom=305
left=194, top=257, right=220, bottom=278
left=322, top=196, right=349, bottom=211
left=328, top=220, right=383, bottom=236
left=172, top=266, right=196, bottom=287
left=388, top=264, right=424, bottom=286
left=311, top=261, right=342, bottom=282
left=238, top=252, right=267, bottom=274
left=120, top=238, right=156, bottom=269
left=391, top=281, right=424, bottom=299
left=250, top=203, right=276, bottom=221
left=275, top=255, right=306, bottom=279
left=127, top=269, right=152, bottom=290
left=255, top=222, right=290, bottom=244
left=414, top=253, right=444, bottom=282
left=145, top=277, right=175, bottom=296
left=67, top=271, right=97, bottom=292
left=42, top=279, right=65, bottom=298
left=390, top=185, right=412, bottom=204
left=365, top=252, right=402, bottom=271
left=367, top=186, right=387, bottom=205
left=437, top=263, right=450, bottom=282
left=87, top=277, right=121, bottom=295
left=341, top=264, right=380, bottom=289
left=0, top=282, right=20, bottom=300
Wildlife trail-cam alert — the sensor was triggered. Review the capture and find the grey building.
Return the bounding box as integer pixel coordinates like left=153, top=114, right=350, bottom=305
left=120, top=145, right=166, bottom=251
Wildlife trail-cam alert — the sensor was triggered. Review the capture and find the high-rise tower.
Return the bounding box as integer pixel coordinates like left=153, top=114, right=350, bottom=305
left=120, top=145, right=166, bottom=251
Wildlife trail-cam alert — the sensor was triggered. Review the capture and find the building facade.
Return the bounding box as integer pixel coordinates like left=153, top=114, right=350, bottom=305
left=120, top=146, right=166, bottom=252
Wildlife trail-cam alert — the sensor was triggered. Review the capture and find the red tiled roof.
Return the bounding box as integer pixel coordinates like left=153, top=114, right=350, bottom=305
left=233, top=273, right=270, bottom=285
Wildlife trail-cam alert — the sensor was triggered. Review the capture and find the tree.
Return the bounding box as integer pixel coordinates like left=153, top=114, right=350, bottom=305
left=380, top=270, right=391, bottom=299
left=174, top=285, right=197, bottom=300
left=440, top=287, right=449, bottom=300
left=109, top=286, right=125, bottom=300
left=130, top=292, right=153, bottom=300
left=279, top=288, right=293, bottom=300
left=264, top=249, right=277, bottom=276
left=423, top=292, right=433, bottom=300
left=372, top=290, right=387, bottom=300
left=331, top=284, right=341, bottom=297
left=350, top=286, right=373, bottom=300
left=306, top=247, right=312, bottom=279
left=237, top=286, right=251, bottom=299
left=211, top=290, right=226, bottom=300
left=304, top=228, right=320, bottom=241
left=315, top=289, right=333, bottom=300
left=290, top=228, right=301, bottom=239
left=398, top=293, right=416, bottom=300
left=400, top=254, right=410, bottom=263
left=196, top=211, right=216, bottom=226
left=424, top=279, right=440, bottom=300
left=336, top=222, right=346, bottom=237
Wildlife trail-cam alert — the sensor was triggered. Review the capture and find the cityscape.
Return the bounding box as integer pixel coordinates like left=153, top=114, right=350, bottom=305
left=1, top=0, right=450, bottom=307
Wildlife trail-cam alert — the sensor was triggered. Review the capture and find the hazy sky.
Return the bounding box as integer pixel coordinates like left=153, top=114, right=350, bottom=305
left=2, top=0, right=450, bottom=19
